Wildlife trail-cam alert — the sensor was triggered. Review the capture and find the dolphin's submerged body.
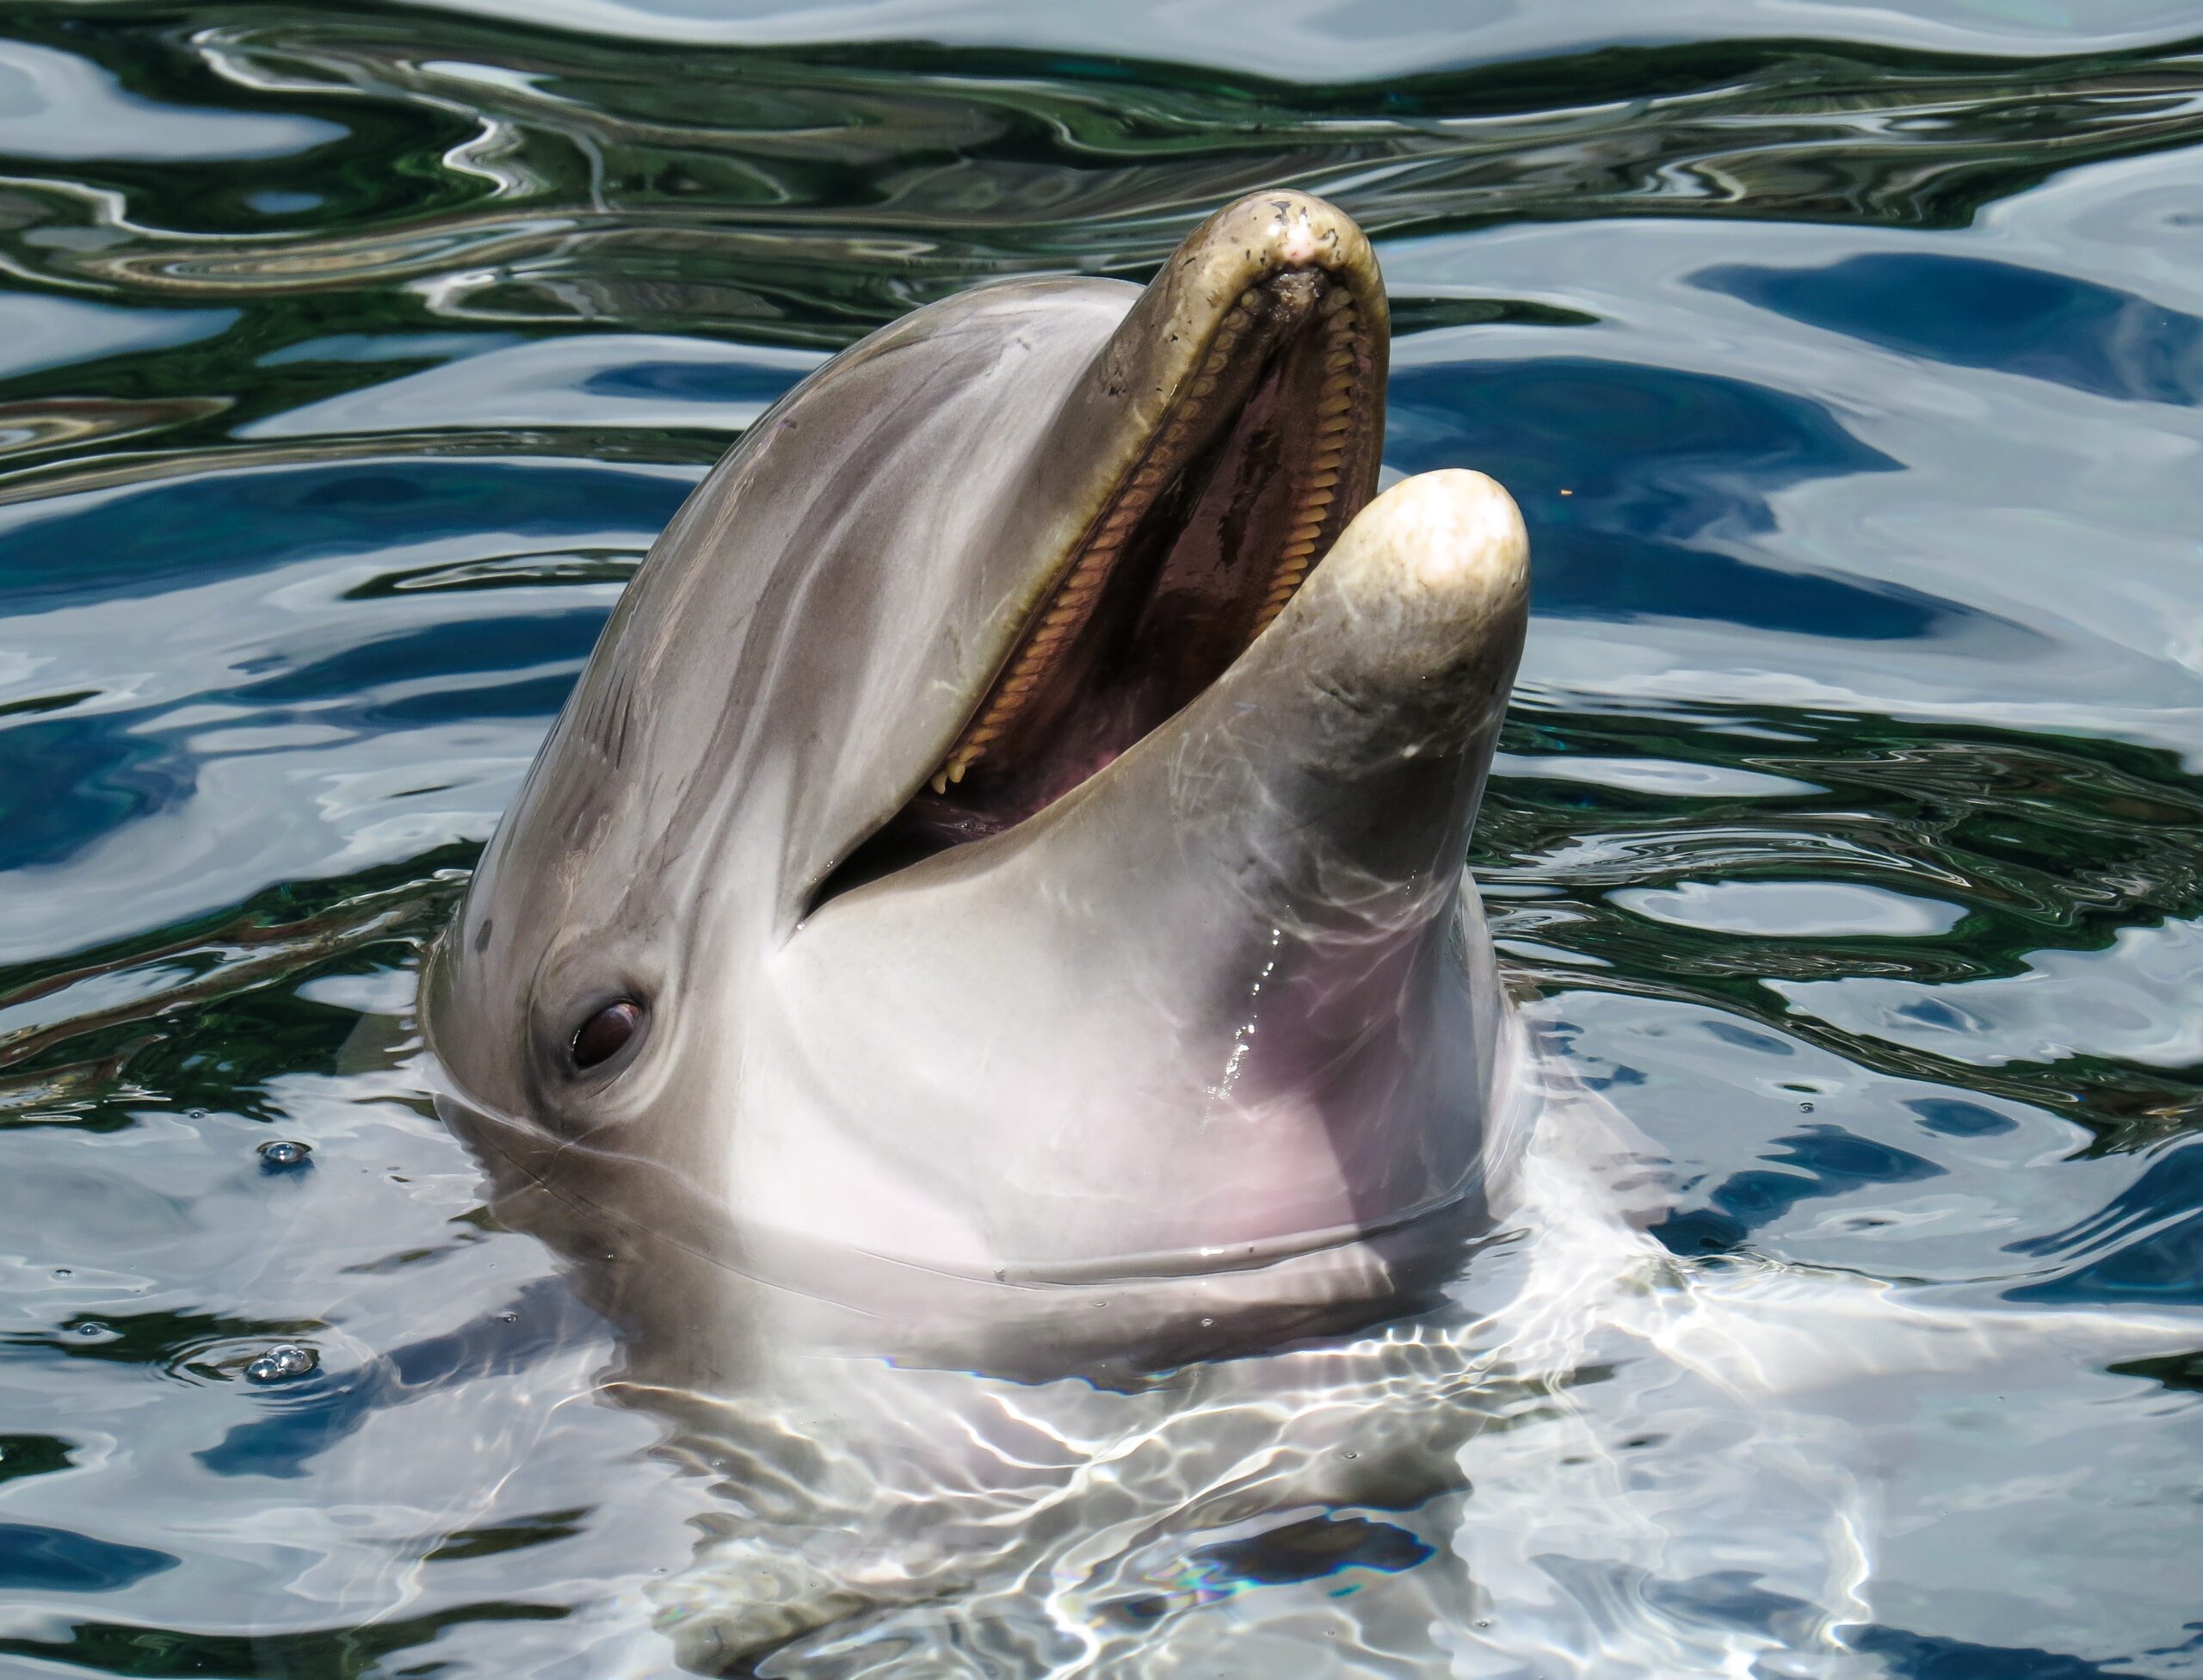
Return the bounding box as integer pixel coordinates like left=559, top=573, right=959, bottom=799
left=423, top=195, right=2203, bottom=1677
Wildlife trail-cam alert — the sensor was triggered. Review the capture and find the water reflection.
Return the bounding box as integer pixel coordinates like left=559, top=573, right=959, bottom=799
left=0, top=38, right=342, bottom=163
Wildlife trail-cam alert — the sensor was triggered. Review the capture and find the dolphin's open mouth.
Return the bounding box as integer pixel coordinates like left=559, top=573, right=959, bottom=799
left=815, top=231, right=1385, bottom=907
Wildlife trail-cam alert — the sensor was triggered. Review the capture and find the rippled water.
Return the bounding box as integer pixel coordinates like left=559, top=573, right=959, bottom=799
left=2, top=4, right=2200, bottom=1676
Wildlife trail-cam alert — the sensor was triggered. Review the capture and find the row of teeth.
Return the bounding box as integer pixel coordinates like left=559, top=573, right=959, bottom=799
left=1253, top=283, right=1365, bottom=637
left=929, top=275, right=1367, bottom=795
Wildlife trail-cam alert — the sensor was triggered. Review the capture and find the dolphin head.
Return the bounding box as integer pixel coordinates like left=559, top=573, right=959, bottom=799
left=424, top=191, right=1530, bottom=1362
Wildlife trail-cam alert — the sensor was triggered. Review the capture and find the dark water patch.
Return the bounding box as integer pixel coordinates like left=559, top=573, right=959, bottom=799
left=0, top=1433, right=76, bottom=1485
left=0, top=687, right=99, bottom=720
left=1384, top=357, right=2010, bottom=643
left=3, top=9, right=2195, bottom=363
left=1646, top=1569, right=1825, bottom=1642
left=580, top=355, right=807, bottom=404
left=2007, top=1137, right=2203, bottom=1306
left=1189, top=1515, right=1435, bottom=1588
left=0, top=1600, right=568, bottom=1678
left=1388, top=296, right=1601, bottom=336
left=1905, top=1096, right=2018, bottom=1138
left=2107, top=1349, right=2203, bottom=1396
left=4, top=953, right=380, bottom=1118
left=0, top=15, right=454, bottom=219
left=1521, top=528, right=1960, bottom=643
left=2011, top=1137, right=2203, bottom=1257
left=1656, top=1125, right=1945, bottom=1256
left=0, top=713, right=194, bottom=873
left=233, top=609, right=609, bottom=714
left=423, top=1507, right=592, bottom=1563
left=0, top=1522, right=178, bottom=1592
left=1850, top=1623, right=2135, bottom=1677
left=1484, top=706, right=2203, bottom=933
left=1700, top=254, right=2203, bottom=406
left=0, top=863, right=462, bottom=1130
left=338, top=544, right=640, bottom=600
left=1392, top=355, right=1904, bottom=528
left=0, top=458, right=684, bottom=608
left=1481, top=704, right=2203, bottom=1122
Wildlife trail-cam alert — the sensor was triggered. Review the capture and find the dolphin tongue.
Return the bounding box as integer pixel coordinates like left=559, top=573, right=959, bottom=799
left=780, top=472, right=1528, bottom=1263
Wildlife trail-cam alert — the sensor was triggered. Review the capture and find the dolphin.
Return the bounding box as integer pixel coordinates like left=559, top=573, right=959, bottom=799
left=419, top=187, right=1552, bottom=1662
left=424, top=189, right=1535, bottom=1381
left=417, top=191, right=2203, bottom=1677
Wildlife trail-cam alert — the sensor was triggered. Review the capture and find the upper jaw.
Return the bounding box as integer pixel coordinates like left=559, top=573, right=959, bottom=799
left=1071, top=189, right=1391, bottom=479
left=810, top=190, right=1392, bottom=907
left=944, top=189, right=1392, bottom=788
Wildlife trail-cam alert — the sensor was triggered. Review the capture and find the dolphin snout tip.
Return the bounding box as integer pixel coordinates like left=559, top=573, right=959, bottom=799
left=1258, top=468, right=1528, bottom=726
left=1268, top=205, right=1327, bottom=267
left=1169, top=188, right=1379, bottom=304
left=1335, top=469, right=1529, bottom=615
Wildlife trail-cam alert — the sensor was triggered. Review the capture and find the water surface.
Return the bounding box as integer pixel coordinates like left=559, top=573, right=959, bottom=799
left=1, top=3, right=2200, bottom=1675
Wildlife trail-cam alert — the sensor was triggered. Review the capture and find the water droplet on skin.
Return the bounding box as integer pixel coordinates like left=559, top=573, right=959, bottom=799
left=245, top=1343, right=318, bottom=1384
left=257, top=1140, right=312, bottom=1170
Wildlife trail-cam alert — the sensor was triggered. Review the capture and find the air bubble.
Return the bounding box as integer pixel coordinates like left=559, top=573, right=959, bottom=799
left=257, top=1140, right=313, bottom=1170
left=245, top=1343, right=318, bottom=1384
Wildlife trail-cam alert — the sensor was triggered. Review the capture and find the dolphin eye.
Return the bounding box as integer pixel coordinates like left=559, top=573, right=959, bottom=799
left=571, top=999, right=644, bottom=1072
